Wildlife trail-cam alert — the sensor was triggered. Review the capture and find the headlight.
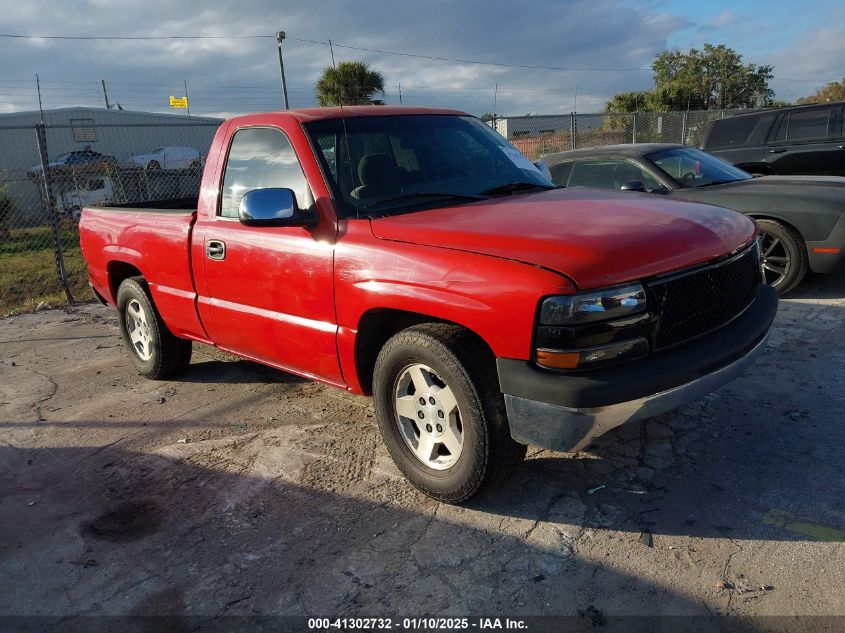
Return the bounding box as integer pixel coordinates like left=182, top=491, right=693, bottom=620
left=539, top=283, right=647, bottom=325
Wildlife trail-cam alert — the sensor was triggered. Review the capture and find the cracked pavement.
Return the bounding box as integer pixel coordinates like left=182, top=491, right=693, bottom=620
left=1, top=274, right=844, bottom=625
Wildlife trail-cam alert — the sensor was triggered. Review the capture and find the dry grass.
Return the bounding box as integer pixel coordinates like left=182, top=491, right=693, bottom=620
left=0, top=226, right=93, bottom=314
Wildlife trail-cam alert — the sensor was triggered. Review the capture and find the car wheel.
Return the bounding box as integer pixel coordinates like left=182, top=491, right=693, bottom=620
left=757, top=219, right=808, bottom=295
left=116, top=277, right=192, bottom=379
left=146, top=160, right=161, bottom=171
left=372, top=323, right=526, bottom=503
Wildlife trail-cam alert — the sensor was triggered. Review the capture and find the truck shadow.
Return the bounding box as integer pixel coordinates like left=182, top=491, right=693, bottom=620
left=0, top=443, right=774, bottom=630
left=172, top=357, right=307, bottom=386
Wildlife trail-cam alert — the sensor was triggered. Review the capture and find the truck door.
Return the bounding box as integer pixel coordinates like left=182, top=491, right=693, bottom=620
left=198, top=125, right=343, bottom=385
left=832, top=106, right=845, bottom=177
left=765, top=107, right=837, bottom=175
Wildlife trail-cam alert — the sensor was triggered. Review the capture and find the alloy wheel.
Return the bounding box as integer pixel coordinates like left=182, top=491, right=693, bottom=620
left=393, top=363, right=464, bottom=470
left=760, top=230, right=791, bottom=288
left=125, top=299, right=153, bottom=361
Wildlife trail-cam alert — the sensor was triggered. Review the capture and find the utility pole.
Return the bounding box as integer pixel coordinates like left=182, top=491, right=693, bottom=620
left=36, top=74, right=44, bottom=123
left=276, top=30, right=290, bottom=110
left=184, top=80, right=191, bottom=118
left=101, top=80, right=111, bottom=110
left=398, top=82, right=403, bottom=105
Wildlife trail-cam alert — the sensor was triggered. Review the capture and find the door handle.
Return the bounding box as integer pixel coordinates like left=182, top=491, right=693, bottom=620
left=206, top=240, right=226, bottom=260
left=768, top=148, right=786, bottom=154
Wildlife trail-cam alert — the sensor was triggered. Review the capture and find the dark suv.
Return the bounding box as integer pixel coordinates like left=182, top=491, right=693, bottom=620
left=701, top=102, right=845, bottom=176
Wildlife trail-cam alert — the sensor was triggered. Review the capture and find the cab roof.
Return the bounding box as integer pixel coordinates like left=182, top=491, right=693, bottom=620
left=227, top=106, right=469, bottom=126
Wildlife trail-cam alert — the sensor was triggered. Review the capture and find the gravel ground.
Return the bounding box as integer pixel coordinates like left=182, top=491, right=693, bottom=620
left=1, top=274, right=844, bottom=629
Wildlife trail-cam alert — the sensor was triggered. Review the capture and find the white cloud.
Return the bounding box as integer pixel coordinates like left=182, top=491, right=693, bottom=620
left=0, top=0, right=837, bottom=115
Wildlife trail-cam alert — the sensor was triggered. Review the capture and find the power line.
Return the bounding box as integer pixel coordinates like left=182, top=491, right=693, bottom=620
left=0, top=31, right=650, bottom=72
left=0, top=33, right=272, bottom=40
left=0, top=31, right=839, bottom=81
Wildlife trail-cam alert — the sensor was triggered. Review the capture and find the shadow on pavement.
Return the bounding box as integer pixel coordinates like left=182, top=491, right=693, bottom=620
left=0, top=443, right=782, bottom=632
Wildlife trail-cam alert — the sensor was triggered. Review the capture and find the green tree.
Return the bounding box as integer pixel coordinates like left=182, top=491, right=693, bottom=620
left=798, top=77, right=845, bottom=104
left=315, top=61, right=385, bottom=106
left=604, top=90, right=657, bottom=113
left=479, top=112, right=495, bottom=122
left=606, top=44, right=774, bottom=112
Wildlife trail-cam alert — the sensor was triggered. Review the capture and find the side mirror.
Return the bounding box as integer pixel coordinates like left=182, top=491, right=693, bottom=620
left=533, top=161, right=552, bottom=181
left=238, top=188, right=318, bottom=228
left=620, top=180, right=646, bottom=192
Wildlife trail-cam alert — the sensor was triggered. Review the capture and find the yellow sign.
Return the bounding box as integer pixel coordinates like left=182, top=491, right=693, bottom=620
left=169, top=96, right=188, bottom=108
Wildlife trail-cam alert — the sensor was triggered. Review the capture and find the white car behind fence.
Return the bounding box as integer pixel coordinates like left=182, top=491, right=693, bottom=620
left=125, top=146, right=201, bottom=171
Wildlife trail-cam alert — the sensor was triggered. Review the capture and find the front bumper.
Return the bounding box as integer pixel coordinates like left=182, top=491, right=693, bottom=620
left=498, top=284, right=778, bottom=452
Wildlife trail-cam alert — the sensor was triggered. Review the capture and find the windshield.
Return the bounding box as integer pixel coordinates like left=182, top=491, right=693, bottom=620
left=304, top=115, right=554, bottom=216
left=646, top=147, right=752, bottom=188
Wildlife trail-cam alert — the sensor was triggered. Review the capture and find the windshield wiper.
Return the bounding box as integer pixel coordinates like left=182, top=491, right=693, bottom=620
left=362, top=191, right=488, bottom=212
left=478, top=182, right=556, bottom=196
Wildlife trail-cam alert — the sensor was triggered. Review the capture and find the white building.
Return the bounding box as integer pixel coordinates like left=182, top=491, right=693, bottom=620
left=493, top=115, right=573, bottom=140
left=0, top=107, right=222, bottom=221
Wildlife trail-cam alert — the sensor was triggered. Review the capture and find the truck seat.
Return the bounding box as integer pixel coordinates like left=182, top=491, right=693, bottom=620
left=352, top=153, right=400, bottom=199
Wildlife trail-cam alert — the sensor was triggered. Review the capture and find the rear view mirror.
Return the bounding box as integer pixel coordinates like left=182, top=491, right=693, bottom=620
left=620, top=180, right=645, bottom=192
left=533, top=161, right=553, bottom=180
left=239, top=188, right=318, bottom=228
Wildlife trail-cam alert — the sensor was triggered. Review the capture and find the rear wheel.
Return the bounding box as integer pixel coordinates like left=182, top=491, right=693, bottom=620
left=146, top=160, right=161, bottom=170
left=116, top=277, right=192, bottom=379
left=757, top=219, right=808, bottom=295
left=372, top=323, right=526, bottom=503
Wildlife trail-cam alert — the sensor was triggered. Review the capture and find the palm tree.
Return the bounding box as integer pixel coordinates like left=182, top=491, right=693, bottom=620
left=315, top=61, right=385, bottom=106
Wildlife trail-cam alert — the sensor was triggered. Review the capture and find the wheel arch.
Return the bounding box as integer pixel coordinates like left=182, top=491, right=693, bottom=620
left=747, top=213, right=806, bottom=244
left=107, top=261, right=144, bottom=303
left=353, top=308, right=497, bottom=396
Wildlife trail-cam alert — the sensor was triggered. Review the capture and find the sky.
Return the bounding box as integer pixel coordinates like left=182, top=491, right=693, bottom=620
left=0, top=0, right=842, bottom=119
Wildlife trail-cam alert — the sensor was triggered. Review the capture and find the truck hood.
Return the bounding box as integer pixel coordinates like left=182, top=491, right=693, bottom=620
left=369, top=188, right=755, bottom=290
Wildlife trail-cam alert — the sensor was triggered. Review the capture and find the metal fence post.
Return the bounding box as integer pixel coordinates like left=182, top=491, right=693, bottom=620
left=632, top=112, right=637, bottom=143
left=35, top=123, right=75, bottom=305
left=570, top=113, right=576, bottom=150
left=681, top=112, right=688, bottom=144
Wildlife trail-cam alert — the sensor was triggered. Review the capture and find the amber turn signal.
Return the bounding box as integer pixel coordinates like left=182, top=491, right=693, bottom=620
left=535, top=350, right=581, bottom=369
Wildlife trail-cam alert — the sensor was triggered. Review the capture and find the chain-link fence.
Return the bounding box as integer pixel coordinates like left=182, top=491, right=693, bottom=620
left=496, top=108, right=752, bottom=159
left=0, top=121, right=220, bottom=314
left=1, top=107, right=757, bottom=314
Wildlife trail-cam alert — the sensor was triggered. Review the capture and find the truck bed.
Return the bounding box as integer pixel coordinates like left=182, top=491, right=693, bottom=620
left=79, top=200, right=205, bottom=341
left=91, top=196, right=199, bottom=212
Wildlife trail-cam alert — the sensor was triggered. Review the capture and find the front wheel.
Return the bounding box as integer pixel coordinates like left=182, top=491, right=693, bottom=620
left=757, top=219, right=808, bottom=295
left=116, top=277, right=192, bottom=379
left=372, top=323, right=526, bottom=503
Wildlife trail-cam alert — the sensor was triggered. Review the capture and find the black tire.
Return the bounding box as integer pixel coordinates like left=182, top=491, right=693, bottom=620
left=757, top=218, right=808, bottom=295
left=372, top=323, right=526, bottom=503
left=146, top=160, right=161, bottom=170
left=116, top=277, right=192, bottom=379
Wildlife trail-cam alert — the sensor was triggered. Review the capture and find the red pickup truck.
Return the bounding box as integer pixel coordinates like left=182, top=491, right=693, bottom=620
left=80, top=106, right=778, bottom=503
